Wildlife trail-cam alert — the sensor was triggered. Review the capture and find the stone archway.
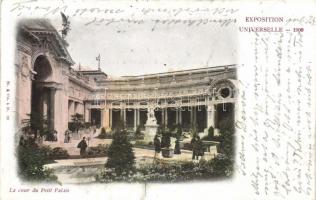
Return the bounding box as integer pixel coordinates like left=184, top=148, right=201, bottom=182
left=31, top=55, right=56, bottom=136
left=206, top=79, right=238, bottom=133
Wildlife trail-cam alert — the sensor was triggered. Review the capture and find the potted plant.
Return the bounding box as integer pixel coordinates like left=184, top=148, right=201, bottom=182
left=161, top=127, right=173, bottom=158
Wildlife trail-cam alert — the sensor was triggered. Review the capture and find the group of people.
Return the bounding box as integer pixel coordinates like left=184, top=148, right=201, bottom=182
left=153, top=134, right=204, bottom=160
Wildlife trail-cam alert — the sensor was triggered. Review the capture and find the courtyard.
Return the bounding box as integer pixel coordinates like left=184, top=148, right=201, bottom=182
left=42, top=128, right=220, bottom=184
left=15, top=19, right=236, bottom=184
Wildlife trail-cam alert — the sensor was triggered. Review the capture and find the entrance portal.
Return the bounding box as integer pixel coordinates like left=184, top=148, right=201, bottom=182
left=31, top=55, right=54, bottom=136
left=91, top=109, right=101, bottom=127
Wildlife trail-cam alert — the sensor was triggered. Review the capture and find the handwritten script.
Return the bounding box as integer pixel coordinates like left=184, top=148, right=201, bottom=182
left=237, top=13, right=315, bottom=199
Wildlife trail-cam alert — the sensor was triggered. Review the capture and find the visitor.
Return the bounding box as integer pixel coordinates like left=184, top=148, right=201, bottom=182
left=191, top=135, right=197, bottom=160
left=153, top=134, right=161, bottom=162
left=77, top=137, right=88, bottom=158
left=53, top=130, right=58, bottom=141
left=64, top=130, right=70, bottom=143
left=196, top=136, right=204, bottom=159
left=174, top=138, right=181, bottom=154
left=154, top=134, right=161, bottom=153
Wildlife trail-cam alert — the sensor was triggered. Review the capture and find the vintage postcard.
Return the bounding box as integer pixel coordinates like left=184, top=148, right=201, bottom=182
left=0, top=0, right=315, bottom=199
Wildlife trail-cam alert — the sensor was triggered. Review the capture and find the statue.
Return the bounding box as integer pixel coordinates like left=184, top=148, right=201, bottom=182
left=144, top=108, right=159, bottom=142
left=146, top=108, right=157, bottom=126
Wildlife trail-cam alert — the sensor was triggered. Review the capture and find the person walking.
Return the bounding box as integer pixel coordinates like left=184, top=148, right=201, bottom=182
left=77, top=137, right=88, bottom=158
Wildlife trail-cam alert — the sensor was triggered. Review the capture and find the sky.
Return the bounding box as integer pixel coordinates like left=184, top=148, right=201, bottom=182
left=53, top=17, right=238, bottom=77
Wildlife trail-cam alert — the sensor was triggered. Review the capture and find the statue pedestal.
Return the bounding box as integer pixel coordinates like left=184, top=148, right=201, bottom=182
left=144, top=124, right=159, bottom=142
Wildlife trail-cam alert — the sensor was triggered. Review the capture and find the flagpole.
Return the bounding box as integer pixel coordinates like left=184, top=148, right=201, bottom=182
left=96, top=54, right=101, bottom=70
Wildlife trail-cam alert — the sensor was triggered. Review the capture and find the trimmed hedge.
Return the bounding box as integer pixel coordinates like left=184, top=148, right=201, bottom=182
left=96, top=153, right=233, bottom=183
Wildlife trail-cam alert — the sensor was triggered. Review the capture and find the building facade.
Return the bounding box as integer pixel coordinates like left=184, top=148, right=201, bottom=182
left=15, top=20, right=237, bottom=143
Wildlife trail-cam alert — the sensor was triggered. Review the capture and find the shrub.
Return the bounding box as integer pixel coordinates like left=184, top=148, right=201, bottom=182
left=21, top=112, right=48, bottom=138
left=70, top=113, right=84, bottom=133
left=176, top=124, right=182, bottom=139
left=208, top=126, right=214, bottom=138
left=84, top=122, right=91, bottom=129
left=190, top=124, right=198, bottom=138
left=161, top=129, right=171, bottom=149
left=97, top=158, right=232, bottom=183
left=210, top=154, right=233, bottom=177
left=68, top=122, right=76, bottom=132
left=87, top=144, right=108, bottom=157
left=218, top=130, right=234, bottom=159
left=174, top=138, right=181, bottom=154
left=17, top=143, right=57, bottom=182
left=105, top=130, right=135, bottom=176
left=51, top=147, right=69, bottom=159
left=97, top=127, right=109, bottom=139
left=134, top=140, right=154, bottom=148
left=134, top=125, right=143, bottom=139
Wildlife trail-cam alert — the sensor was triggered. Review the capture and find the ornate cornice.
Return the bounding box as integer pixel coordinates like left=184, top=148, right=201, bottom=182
left=17, top=42, right=32, bottom=55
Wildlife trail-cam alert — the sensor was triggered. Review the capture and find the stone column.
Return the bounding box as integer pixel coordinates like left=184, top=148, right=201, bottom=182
left=164, top=108, right=168, bottom=126
left=100, top=109, right=104, bottom=127
left=109, top=109, right=112, bottom=128
left=134, top=109, right=137, bottom=130
left=176, top=108, right=179, bottom=124
left=190, top=106, right=195, bottom=126
left=179, top=108, right=182, bottom=125
left=48, top=88, right=56, bottom=131
left=136, top=109, right=140, bottom=126
left=123, top=108, right=126, bottom=122
left=162, top=107, right=165, bottom=125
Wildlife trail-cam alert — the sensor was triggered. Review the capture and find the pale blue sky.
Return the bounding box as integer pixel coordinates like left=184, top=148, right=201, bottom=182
left=53, top=18, right=238, bottom=76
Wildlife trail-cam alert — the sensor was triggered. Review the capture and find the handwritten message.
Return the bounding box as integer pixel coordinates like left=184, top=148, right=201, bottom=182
left=237, top=13, right=315, bottom=199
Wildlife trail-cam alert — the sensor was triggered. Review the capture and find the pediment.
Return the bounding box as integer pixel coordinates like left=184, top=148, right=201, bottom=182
left=18, top=19, right=74, bottom=65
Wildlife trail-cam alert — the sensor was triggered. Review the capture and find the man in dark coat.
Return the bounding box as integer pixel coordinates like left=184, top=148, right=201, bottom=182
left=154, top=135, right=161, bottom=153
left=191, top=136, right=197, bottom=160
left=153, top=134, right=161, bottom=162
left=77, top=137, right=88, bottom=158
left=196, top=136, right=204, bottom=159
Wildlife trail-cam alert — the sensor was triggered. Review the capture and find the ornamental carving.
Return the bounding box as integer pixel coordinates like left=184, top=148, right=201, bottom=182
left=210, top=79, right=236, bottom=100
left=20, top=55, right=30, bottom=81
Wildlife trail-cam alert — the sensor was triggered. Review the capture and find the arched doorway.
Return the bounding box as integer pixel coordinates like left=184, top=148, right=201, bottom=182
left=31, top=55, right=55, bottom=138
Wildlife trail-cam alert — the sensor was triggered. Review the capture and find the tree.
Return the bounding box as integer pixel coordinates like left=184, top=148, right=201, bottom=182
left=113, top=118, right=125, bottom=132
left=161, top=127, right=171, bottom=149
left=190, top=123, right=198, bottom=138
left=134, top=125, right=142, bottom=139
left=208, top=126, right=214, bottom=139
left=174, top=124, right=182, bottom=154
left=174, top=138, right=181, bottom=154
left=218, top=117, right=234, bottom=159
left=176, top=123, right=182, bottom=139
left=105, top=129, right=135, bottom=176
left=97, top=127, right=107, bottom=139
